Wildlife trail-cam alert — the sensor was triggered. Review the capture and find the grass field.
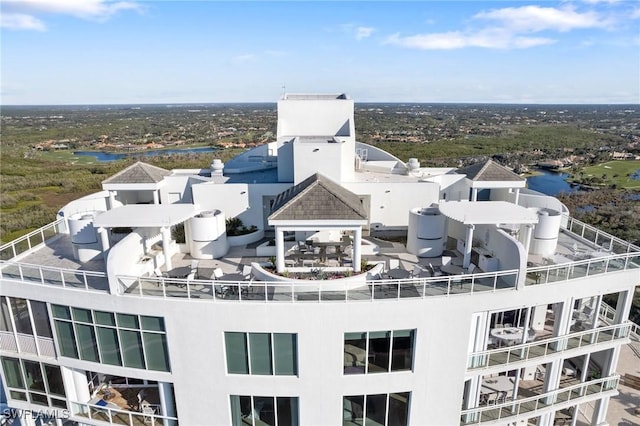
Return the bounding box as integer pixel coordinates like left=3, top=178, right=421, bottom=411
left=578, top=160, right=640, bottom=189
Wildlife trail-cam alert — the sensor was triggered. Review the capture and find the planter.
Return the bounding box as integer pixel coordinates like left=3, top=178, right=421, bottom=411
left=227, top=229, right=264, bottom=247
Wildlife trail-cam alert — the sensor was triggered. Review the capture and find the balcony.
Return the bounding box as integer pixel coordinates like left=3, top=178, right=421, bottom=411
left=467, top=323, right=632, bottom=371
left=460, top=376, right=619, bottom=425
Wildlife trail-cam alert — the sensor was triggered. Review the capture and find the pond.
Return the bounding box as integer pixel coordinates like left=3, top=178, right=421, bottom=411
left=526, top=169, right=578, bottom=196
left=73, top=146, right=216, bottom=162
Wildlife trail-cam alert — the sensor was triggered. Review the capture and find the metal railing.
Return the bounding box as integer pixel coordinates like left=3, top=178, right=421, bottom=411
left=70, top=401, right=177, bottom=426
left=0, top=219, right=66, bottom=261
left=116, top=269, right=520, bottom=302
left=0, top=260, right=108, bottom=292
left=0, top=331, right=56, bottom=358
left=467, top=323, right=631, bottom=370
left=460, top=376, right=619, bottom=425
left=524, top=252, right=639, bottom=287
left=563, top=215, right=640, bottom=254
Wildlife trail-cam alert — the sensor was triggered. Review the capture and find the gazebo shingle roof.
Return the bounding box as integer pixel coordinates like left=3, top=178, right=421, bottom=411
left=457, top=159, right=524, bottom=182
left=102, top=161, right=171, bottom=184
left=269, top=174, right=368, bottom=221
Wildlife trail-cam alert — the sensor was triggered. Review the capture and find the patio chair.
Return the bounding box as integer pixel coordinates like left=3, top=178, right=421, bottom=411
left=241, top=265, right=252, bottom=279
left=428, top=263, right=442, bottom=277
left=441, top=256, right=452, bottom=266
left=388, top=258, right=400, bottom=270
left=468, top=263, right=477, bottom=274
left=485, top=392, right=498, bottom=406
left=190, top=259, right=199, bottom=272
left=211, top=268, right=224, bottom=280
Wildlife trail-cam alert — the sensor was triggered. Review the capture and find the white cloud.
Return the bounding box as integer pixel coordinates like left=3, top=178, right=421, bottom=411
left=474, top=5, right=610, bottom=32
left=385, top=4, right=616, bottom=51
left=0, top=0, right=142, bottom=30
left=1, top=12, right=46, bottom=31
left=386, top=29, right=555, bottom=50
left=232, top=54, right=256, bottom=62
left=355, top=26, right=374, bottom=40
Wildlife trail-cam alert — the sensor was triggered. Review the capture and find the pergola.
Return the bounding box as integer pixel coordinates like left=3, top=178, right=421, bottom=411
left=268, top=174, right=368, bottom=273
left=94, top=204, right=198, bottom=270
left=438, top=201, right=539, bottom=269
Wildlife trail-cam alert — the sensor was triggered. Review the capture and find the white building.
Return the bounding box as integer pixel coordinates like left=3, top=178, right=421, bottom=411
left=1, top=93, right=638, bottom=426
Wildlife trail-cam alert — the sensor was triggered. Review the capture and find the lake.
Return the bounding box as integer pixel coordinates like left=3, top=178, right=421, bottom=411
left=526, top=169, right=577, bottom=196
left=74, top=146, right=216, bottom=162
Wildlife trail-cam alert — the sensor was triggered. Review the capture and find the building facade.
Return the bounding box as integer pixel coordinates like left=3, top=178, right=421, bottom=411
left=1, top=93, right=638, bottom=426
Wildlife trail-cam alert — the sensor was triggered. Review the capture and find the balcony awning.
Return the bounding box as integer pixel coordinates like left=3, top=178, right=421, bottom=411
left=94, top=204, right=199, bottom=228
left=438, top=201, right=538, bottom=225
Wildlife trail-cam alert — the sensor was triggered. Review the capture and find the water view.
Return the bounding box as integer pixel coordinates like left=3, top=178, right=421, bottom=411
left=74, top=146, right=216, bottom=162
left=526, top=169, right=577, bottom=196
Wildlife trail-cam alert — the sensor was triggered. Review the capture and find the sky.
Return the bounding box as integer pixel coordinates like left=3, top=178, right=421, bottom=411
left=1, top=0, right=639, bottom=105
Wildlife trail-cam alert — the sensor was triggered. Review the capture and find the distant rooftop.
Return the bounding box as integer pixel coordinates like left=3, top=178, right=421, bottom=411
left=102, top=161, right=170, bottom=184
left=282, top=93, right=349, bottom=100
left=457, top=159, right=524, bottom=182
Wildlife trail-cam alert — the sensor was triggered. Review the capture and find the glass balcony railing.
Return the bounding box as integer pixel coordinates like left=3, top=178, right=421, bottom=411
left=0, top=331, right=56, bottom=358
left=467, top=323, right=631, bottom=370
left=70, top=401, right=177, bottom=426
left=460, top=376, right=619, bottom=425
left=0, top=219, right=66, bottom=261
left=0, top=260, right=108, bottom=291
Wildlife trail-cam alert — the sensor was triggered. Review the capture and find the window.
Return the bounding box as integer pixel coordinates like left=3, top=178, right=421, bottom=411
left=344, top=330, right=414, bottom=374
left=52, top=305, right=170, bottom=372
left=225, top=332, right=297, bottom=376
left=1, top=357, right=66, bottom=408
left=230, top=395, right=298, bottom=426
left=343, top=393, right=410, bottom=426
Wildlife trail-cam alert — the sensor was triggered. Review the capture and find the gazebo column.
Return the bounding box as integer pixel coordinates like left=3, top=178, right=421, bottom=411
left=97, top=227, right=111, bottom=262
left=471, top=187, right=478, bottom=202
left=514, top=188, right=521, bottom=205
left=523, top=224, right=534, bottom=255
left=161, top=226, right=173, bottom=271
left=353, top=227, right=362, bottom=272
left=463, top=224, right=475, bottom=269
left=108, top=191, right=116, bottom=210
left=275, top=228, right=285, bottom=273
left=153, top=190, right=160, bottom=205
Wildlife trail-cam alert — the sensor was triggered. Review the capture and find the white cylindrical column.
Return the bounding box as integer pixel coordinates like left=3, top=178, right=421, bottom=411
left=161, top=226, right=172, bottom=271
left=276, top=228, right=285, bottom=273
left=158, top=382, right=176, bottom=422
left=463, top=224, right=475, bottom=269
left=153, top=190, right=159, bottom=205
left=98, top=227, right=110, bottom=263
left=353, top=227, right=362, bottom=272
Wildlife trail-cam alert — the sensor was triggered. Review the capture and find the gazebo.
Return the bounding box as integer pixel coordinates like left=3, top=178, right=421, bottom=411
left=268, top=173, right=368, bottom=273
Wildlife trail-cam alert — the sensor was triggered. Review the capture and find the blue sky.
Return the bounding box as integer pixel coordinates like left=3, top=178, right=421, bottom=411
left=1, top=0, right=639, bottom=104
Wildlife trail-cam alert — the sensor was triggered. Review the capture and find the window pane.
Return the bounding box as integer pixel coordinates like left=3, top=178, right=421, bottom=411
left=0, top=297, right=13, bottom=332
left=52, top=305, right=71, bottom=320
left=367, top=331, right=391, bottom=373
left=388, top=392, right=410, bottom=426
left=365, top=394, right=387, bottom=426
left=30, top=301, right=52, bottom=338
left=225, top=333, right=248, bottom=374
left=277, top=397, right=299, bottom=426
left=10, top=390, right=27, bottom=401
left=10, top=298, right=33, bottom=335
left=1, top=357, right=24, bottom=388
left=391, top=330, right=414, bottom=372
left=249, top=333, right=272, bottom=375
left=94, top=311, right=116, bottom=326
left=143, top=333, right=170, bottom=372
left=343, top=395, right=364, bottom=426
left=117, top=313, right=139, bottom=329
left=44, top=365, right=65, bottom=397
left=29, top=392, right=48, bottom=405
left=51, top=398, right=67, bottom=409
left=96, top=327, right=122, bottom=366
left=72, top=308, right=92, bottom=323
left=253, top=396, right=275, bottom=426
left=344, top=332, right=367, bottom=374
left=22, top=360, right=45, bottom=391
left=273, top=333, right=297, bottom=375
left=141, top=316, right=164, bottom=332
left=54, top=320, right=78, bottom=358
left=120, top=330, right=145, bottom=369
left=230, top=395, right=252, bottom=425
left=75, top=324, right=99, bottom=362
